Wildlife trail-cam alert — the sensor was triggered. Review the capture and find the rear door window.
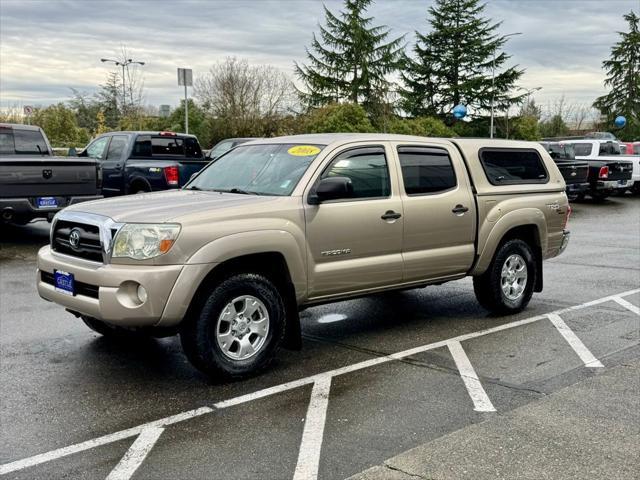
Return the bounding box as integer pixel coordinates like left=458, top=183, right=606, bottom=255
left=397, top=146, right=457, bottom=195
left=479, top=148, right=548, bottom=185
left=322, top=146, right=390, bottom=199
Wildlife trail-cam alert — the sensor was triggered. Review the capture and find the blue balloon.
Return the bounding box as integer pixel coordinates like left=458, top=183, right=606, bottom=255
left=614, top=116, right=626, bottom=128
left=453, top=104, right=467, bottom=119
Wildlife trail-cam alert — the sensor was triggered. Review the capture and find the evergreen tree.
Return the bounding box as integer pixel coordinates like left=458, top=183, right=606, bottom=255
left=294, top=0, right=404, bottom=113
left=401, top=0, right=524, bottom=118
left=593, top=11, right=640, bottom=141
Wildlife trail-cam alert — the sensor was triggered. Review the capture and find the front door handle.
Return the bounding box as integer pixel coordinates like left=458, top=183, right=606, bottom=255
left=452, top=204, right=469, bottom=215
left=381, top=210, right=402, bottom=220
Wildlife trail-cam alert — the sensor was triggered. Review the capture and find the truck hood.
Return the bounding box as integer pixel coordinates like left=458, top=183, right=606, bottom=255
left=64, top=190, right=283, bottom=224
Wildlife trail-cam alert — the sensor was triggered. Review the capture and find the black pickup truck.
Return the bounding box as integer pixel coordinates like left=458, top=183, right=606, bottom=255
left=539, top=142, right=589, bottom=201
left=77, top=131, right=207, bottom=196
left=0, top=124, right=102, bottom=225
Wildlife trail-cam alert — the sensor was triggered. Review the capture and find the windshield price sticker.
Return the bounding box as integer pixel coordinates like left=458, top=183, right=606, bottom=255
left=288, top=145, right=321, bottom=157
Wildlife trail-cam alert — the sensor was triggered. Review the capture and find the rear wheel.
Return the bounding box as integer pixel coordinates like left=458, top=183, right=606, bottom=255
left=180, top=273, right=286, bottom=380
left=473, top=239, right=537, bottom=314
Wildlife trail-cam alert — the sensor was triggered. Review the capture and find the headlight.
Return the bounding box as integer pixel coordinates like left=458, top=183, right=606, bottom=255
left=112, top=224, right=181, bottom=260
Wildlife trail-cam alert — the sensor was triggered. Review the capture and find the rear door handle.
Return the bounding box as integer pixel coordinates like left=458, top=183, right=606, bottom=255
left=452, top=204, right=469, bottom=215
left=381, top=210, right=402, bottom=220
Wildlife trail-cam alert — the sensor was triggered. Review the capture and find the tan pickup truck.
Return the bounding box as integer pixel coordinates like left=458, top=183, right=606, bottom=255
left=37, top=134, right=571, bottom=379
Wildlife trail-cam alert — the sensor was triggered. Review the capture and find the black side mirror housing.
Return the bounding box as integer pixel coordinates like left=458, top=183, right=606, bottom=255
left=309, top=176, right=353, bottom=204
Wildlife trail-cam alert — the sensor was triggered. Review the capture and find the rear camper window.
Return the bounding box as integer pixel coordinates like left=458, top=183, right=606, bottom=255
left=479, top=148, right=549, bottom=185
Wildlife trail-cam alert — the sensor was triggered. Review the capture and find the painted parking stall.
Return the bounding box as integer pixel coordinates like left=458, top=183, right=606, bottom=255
left=2, top=288, right=637, bottom=480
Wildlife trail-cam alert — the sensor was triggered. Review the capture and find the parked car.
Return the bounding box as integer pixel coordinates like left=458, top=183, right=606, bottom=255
left=37, top=134, right=571, bottom=379
left=207, top=137, right=257, bottom=161
left=557, top=140, right=635, bottom=199
left=0, top=123, right=102, bottom=225
left=539, top=142, right=589, bottom=201
left=77, top=131, right=206, bottom=196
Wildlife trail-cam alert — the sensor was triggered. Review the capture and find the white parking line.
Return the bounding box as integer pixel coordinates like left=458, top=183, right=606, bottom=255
left=447, top=341, right=496, bottom=412
left=612, top=296, right=640, bottom=316
left=105, top=427, right=164, bottom=480
left=0, top=407, right=213, bottom=476
left=1, top=288, right=638, bottom=477
left=547, top=313, right=604, bottom=368
left=293, top=377, right=332, bottom=480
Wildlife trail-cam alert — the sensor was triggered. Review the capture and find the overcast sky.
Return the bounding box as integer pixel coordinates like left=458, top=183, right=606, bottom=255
left=0, top=0, right=636, bottom=112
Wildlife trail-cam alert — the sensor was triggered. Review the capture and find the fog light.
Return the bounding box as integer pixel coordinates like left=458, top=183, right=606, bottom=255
left=137, top=285, right=148, bottom=304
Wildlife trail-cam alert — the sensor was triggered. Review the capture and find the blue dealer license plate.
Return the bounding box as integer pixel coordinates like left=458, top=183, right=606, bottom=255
left=54, top=270, right=75, bottom=296
left=37, top=197, right=58, bottom=209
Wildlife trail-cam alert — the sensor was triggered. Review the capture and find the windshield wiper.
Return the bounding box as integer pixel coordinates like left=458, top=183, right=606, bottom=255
left=228, top=188, right=258, bottom=195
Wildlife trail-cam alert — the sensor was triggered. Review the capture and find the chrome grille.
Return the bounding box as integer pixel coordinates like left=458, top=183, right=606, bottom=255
left=52, top=220, right=103, bottom=262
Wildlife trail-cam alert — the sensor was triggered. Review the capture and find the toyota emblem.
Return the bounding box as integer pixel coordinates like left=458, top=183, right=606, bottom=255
left=69, top=229, right=81, bottom=250
left=42, top=169, right=53, bottom=179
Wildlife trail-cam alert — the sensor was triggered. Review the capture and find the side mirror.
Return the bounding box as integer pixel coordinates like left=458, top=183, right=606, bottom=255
left=67, top=147, right=78, bottom=157
left=549, top=151, right=558, bottom=159
left=309, top=176, right=353, bottom=204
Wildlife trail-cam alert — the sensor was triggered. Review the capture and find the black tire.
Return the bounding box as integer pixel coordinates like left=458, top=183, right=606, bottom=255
left=632, top=183, right=640, bottom=196
left=573, top=192, right=585, bottom=202
left=81, top=315, right=148, bottom=339
left=473, top=239, right=537, bottom=315
left=180, top=273, right=286, bottom=380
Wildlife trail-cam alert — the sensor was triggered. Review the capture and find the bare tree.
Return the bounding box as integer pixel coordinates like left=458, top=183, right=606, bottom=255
left=194, top=57, right=296, bottom=137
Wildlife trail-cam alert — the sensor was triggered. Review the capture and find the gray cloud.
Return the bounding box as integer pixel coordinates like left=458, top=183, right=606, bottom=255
left=0, top=0, right=636, bottom=111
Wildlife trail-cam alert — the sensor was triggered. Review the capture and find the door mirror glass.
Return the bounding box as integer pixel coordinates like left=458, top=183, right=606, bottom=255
left=313, top=176, right=354, bottom=203
left=67, top=147, right=78, bottom=157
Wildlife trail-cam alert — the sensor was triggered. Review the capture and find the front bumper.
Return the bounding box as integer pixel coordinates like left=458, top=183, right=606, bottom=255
left=37, top=246, right=211, bottom=327
left=1, top=196, right=103, bottom=223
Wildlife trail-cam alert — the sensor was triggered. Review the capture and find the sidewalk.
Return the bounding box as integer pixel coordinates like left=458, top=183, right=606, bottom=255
left=348, top=358, right=640, bottom=480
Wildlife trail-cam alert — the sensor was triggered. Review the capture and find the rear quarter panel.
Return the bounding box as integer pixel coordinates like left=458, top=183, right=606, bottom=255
left=451, top=140, right=568, bottom=275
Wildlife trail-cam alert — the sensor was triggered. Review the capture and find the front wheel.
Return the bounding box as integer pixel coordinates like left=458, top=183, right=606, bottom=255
left=180, top=273, right=286, bottom=380
left=473, top=239, right=537, bottom=314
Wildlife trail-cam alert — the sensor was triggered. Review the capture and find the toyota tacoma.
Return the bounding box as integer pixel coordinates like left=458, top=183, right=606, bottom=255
left=37, top=134, right=571, bottom=379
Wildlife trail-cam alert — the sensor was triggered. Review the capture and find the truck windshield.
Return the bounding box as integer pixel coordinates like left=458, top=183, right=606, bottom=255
left=187, top=143, right=325, bottom=196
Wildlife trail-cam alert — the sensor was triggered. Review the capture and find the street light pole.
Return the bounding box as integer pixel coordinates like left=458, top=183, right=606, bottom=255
left=101, top=57, right=145, bottom=113
left=490, top=32, right=521, bottom=139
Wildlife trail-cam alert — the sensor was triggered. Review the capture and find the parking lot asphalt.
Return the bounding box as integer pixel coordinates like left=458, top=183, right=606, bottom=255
left=1, top=196, right=639, bottom=480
